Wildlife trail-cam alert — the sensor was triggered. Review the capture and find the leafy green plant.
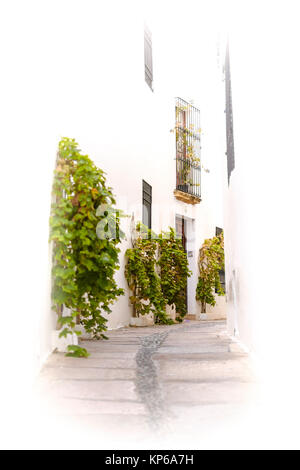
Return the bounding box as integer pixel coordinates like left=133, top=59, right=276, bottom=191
left=50, top=137, right=124, bottom=356
left=125, top=224, right=191, bottom=324
left=125, top=224, right=170, bottom=324
left=65, top=345, right=90, bottom=358
left=157, top=228, right=191, bottom=322
left=196, top=232, right=225, bottom=313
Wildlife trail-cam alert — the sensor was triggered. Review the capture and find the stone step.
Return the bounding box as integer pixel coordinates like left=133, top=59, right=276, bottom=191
left=185, top=314, right=196, bottom=320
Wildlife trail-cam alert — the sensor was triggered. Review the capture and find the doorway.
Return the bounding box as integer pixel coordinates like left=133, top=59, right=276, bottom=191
left=175, top=215, right=188, bottom=311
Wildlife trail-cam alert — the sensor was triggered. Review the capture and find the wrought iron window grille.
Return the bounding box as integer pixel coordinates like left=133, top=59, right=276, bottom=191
left=175, top=97, right=201, bottom=198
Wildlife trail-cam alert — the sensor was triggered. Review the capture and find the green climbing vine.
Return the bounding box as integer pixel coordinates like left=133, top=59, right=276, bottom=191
left=196, top=232, right=225, bottom=313
left=49, top=137, right=124, bottom=356
left=157, top=228, right=191, bottom=322
left=125, top=224, right=170, bottom=324
left=125, top=224, right=190, bottom=324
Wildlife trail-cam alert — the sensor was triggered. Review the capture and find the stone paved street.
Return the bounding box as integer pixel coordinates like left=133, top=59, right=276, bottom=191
left=32, top=320, right=263, bottom=449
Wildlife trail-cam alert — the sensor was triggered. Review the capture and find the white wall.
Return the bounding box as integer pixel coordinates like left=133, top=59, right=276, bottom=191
left=222, top=4, right=300, bottom=444
left=0, top=1, right=226, bottom=388
left=224, top=11, right=300, bottom=354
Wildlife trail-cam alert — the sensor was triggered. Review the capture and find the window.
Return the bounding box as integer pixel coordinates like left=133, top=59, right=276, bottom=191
left=176, top=215, right=188, bottom=308
left=225, top=43, right=235, bottom=184
left=144, top=25, right=153, bottom=90
left=175, top=97, right=201, bottom=199
left=142, top=180, right=152, bottom=229
left=216, top=227, right=225, bottom=293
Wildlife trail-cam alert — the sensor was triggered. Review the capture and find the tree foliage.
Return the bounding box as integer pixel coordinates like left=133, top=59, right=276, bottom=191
left=49, top=137, right=124, bottom=356
left=196, top=232, right=225, bottom=313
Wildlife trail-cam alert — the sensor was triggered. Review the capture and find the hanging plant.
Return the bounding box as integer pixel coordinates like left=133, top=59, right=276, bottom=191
left=49, top=137, right=125, bottom=356
left=157, top=228, right=191, bottom=322
left=196, top=232, right=225, bottom=313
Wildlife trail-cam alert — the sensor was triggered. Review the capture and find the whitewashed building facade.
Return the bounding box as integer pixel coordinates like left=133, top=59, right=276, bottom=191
left=1, top=2, right=226, bottom=380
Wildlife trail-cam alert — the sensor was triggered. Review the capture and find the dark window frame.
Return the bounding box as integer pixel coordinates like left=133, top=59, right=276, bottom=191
left=225, top=43, right=235, bottom=184
left=142, top=180, right=152, bottom=229
left=175, top=215, right=188, bottom=308
left=144, top=26, right=153, bottom=91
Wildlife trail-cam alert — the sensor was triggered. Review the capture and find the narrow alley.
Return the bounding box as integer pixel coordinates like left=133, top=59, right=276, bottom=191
left=33, top=320, right=262, bottom=449
left=2, top=0, right=300, bottom=452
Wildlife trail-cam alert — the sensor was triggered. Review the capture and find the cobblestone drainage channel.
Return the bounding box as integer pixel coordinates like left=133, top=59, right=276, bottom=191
left=135, top=331, right=170, bottom=431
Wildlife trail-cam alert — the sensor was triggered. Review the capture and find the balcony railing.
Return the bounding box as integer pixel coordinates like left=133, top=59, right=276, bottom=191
left=175, top=97, right=201, bottom=199
left=176, top=156, right=201, bottom=198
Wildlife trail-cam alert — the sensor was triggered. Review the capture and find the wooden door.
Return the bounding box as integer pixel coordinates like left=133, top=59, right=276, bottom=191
left=175, top=216, right=188, bottom=311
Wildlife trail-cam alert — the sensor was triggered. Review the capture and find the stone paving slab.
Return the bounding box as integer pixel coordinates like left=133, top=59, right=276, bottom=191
left=37, top=378, right=137, bottom=401
left=45, top=353, right=137, bottom=368
left=162, top=380, right=259, bottom=405
left=158, top=345, right=230, bottom=354
left=157, top=358, right=254, bottom=382
left=40, top=366, right=136, bottom=381
left=152, top=351, right=248, bottom=361
left=33, top=320, right=261, bottom=448
left=38, top=397, right=147, bottom=416
left=79, top=345, right=139, bottom=352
